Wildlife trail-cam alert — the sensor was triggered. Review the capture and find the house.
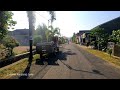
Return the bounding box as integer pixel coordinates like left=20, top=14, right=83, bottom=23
left=76, top=30, right=90, bottom=45
left=8, top=29, right=30, bottom=46
left=93, top=16, right=120, bottom=35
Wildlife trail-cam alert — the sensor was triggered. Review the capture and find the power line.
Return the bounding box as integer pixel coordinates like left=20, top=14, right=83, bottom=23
left=35, top=12, right=48, bottom=24
left=35, top=12, right=51, bottom=28
left=35, top=11, right=49, bottom=21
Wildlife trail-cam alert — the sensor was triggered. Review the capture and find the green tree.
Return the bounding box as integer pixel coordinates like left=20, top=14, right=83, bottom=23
left=90, top=26, right=105, bottom=38
left=35, top=23, right=48, bottom=42
left=72, top=33, right=77, bottom=43
left=33, top=35, right=42, bottom=46
left=2, top=36, right=19, bottom=56
left=47, top=26, right=60, bottom=41
left=90, top=26, right=109, bottom=50
left=49, top=26, right=60, bottom=36
left=0, top=11, right=17, bottom=42
left=109, top=30, right=120, bottom=44
left=59, top=37, right=66, bottom=44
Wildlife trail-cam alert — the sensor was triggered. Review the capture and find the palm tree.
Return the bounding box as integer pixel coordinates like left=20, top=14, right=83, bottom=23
left=48, top=26, right=60, bottom=36
left=48, top=11, right=56, bottom=26
left=46, top=26, right=60, bottom=41
left=48, top=11, right=56, bottom=31
left=46, top=11, right=60, bottom=40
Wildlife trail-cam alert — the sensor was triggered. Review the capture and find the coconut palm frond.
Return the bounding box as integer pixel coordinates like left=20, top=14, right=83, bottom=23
left=47, top=11, right=56, bottom=25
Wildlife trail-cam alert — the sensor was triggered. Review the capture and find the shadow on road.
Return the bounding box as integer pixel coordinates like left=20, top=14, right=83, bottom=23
left=35, top=50, right=76, bottom=66
left=18, top=47, right=77, bottom=79
left=60, top=60, right=104, bottom=76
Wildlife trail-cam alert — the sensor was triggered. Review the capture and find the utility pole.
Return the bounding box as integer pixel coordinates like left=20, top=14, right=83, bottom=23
left=98, top=36, right=100, bottom=50
left=27, top=11, right=34, bottom=61
left=48, top=19, right=50, bottom=28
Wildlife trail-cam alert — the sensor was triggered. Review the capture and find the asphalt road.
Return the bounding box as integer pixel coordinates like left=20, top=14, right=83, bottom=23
left=17, top=43, right=120, bottom=79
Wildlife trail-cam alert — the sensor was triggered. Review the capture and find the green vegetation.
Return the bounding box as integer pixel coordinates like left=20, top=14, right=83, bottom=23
left=90, top=26, right=109, bottom=50
left=2, top=36, right=19, bottom=57
left=109, top=29, right=120, bottom=44
left=35, top=23, right=47, bottom=41
left=71, top=33, right=77, bottom=43
left=89, top=27, right=120, bottom=56
left=73, top=24, right=120, bottom=58
left=0, top=11, right=17, bottom=41
left=59, top=37, right=66, bottom=44
left=0, top=54, right=39, bottom=79
left=33, top=35, right=42, bottom=46
left=34, top=24, right=61, bottom=43
left=0, top=11, right=17, bottom=59
left=77, top=45, right=120, bottom=68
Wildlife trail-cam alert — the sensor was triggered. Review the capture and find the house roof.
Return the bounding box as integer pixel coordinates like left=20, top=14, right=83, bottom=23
left=78, top=30, right=90, bottom=35
left=9, top=29, right=29, bottom=35
left=92, top=16, right=120, bottom=34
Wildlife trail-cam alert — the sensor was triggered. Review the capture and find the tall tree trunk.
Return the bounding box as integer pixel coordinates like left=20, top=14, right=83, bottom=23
left=26, top=11, right=36, bottom=62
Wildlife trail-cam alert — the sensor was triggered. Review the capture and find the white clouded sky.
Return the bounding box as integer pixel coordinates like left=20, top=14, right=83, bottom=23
left=11, top=11, right=120, bottom=37
left=11, top=11, right=80, bottom=37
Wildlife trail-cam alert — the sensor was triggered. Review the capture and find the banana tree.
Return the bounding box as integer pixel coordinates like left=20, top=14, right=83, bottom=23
left=45, top=26, right=60, bottom=42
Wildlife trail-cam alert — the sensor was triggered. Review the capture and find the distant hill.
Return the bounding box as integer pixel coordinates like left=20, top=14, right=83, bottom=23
left=8, top=29, right=29, bottom=46
left=92, top=16, right=120, bottom=34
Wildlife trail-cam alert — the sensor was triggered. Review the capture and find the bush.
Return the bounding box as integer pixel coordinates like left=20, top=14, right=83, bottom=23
left=33, top=35, right=42, bottom=46
left=2, top=36, right=19, bottom=56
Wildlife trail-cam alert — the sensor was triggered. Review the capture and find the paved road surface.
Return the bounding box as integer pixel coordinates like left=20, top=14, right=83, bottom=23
left=28, top=43, right=120, bottom=79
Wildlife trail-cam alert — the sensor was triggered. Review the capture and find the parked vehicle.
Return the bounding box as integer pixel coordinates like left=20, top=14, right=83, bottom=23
left=36, top=36, right=59, bottom=59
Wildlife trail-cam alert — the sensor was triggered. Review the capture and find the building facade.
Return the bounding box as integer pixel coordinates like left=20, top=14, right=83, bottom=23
left=8, top=29, right=30, bottom=46
left=76, top=30, right=90, bottom=45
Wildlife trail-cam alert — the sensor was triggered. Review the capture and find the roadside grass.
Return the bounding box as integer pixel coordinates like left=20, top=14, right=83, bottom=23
left=0, top=54, right=39, bottom=79
left=13, top=46, right=36, bottom=55
left=76, top=44, right=120, bottom=67
left=0, top=46, right=36, bottom=60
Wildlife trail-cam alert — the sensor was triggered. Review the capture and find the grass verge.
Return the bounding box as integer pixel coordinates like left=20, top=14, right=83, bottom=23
left=13, top=46, right=36, bottom=55
left=0, top=54, right=39, bottom=79
left=76, top=44, right=120, bottom=68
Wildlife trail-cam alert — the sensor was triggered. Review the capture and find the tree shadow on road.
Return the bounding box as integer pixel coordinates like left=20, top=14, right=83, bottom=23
left=35, top=50, right=76, bottom=66
left=60, top=60, right=104, bottom=76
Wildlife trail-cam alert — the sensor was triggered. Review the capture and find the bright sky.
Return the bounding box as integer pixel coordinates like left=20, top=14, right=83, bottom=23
left=11, top=11, right=120, bottom=37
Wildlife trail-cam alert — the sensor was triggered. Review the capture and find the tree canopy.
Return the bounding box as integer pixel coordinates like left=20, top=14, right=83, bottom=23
left=0, top=11, right=17, bottom=41
left=2, top=35, right=19, bottom=56
left=109, top=29, right=120, bottom=44
left=90, top=27, right=109, bottom=50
